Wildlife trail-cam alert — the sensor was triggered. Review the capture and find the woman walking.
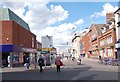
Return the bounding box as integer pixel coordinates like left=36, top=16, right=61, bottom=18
left=55, top=57, right=63, bottom=72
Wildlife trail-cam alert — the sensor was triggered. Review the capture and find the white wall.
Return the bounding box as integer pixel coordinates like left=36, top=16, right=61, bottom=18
left=72, top=37, right=80, bottom=58
left=115, top=9, right=120, bottom=48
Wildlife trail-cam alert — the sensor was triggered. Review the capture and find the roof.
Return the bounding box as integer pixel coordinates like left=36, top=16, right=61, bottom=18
left=114, top=8, right=120, bottom=13
left=89, top=23, right=105, bottom=35
left=94, top=24, right=105, bottom=35
left=0, top=8, right=31, bottom=32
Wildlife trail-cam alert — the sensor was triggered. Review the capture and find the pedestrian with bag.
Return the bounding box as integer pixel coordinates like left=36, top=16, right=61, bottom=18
left=55, top=56, right=63, bottom=72
left=38, top=56, right=44, bottom=72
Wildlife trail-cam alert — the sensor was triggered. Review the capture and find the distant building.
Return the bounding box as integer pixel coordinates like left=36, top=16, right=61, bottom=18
left=0, top=8, right=37, bottom=67
left=80, top=24, right=105, bottom=58
left=72, top=28, right=89, bottom=58
left=41, top=35, right=53, bottom=51
left=72, top=33, right=80, bottom=58
left=80, top=31, right=91, bottom=58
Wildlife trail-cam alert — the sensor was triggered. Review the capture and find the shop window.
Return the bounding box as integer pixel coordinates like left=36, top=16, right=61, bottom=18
left=108, top=49, right=112, bottom=57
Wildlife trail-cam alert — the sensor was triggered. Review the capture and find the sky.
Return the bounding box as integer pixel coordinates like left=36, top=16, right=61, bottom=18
left=0, top=0, right=119, bottom=52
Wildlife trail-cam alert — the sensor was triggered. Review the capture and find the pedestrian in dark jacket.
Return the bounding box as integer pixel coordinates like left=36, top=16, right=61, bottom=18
left=24, top=57, right=30, bottom=69
left=38, top=56, right=44, bottom=72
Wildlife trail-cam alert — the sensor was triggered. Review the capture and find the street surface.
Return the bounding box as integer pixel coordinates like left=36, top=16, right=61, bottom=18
left=1, top=58, right=119, bottom=80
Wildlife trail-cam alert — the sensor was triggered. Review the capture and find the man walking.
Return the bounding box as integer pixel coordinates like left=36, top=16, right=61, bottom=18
left=25, top=57, right=30, bottom=69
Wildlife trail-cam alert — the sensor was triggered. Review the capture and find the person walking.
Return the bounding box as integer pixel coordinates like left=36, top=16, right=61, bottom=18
left=55, top=57, right=63, bottom=72
left=77, top=57, right=81, bottom=65
left=38, top=56, right=44, bottom=72
left=24, top=57, right=30, bottom=69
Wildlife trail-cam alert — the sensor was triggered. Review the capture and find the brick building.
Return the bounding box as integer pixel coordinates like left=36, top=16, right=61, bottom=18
left=98, top=13, right=117, bottom=59
left=0, top=8, right=37, bottom=67
left=79, top=13, right=117, bottom=59
left=89, top=24, right=105, bottom=59
left=80, top=31, right=91, bottom=58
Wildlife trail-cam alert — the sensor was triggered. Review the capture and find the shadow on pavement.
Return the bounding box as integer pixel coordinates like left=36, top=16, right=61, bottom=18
left=2, top=66, right=91, bottom=80
left=1, top=66, right=118, bottom=80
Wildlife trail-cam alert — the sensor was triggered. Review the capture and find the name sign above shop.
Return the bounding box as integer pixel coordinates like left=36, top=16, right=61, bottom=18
left=21, top=48, right=37, bottom=53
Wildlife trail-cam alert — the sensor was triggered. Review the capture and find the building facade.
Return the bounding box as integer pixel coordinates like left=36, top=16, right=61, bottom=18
left=79, top=13, right=117, bottom=59
left=89, top=24, right=105, bottom=59
left=115, top=8, right=120, bottom=59
left=72, top=33, right=80, bottom=58
left=98, top=13, right=117, bottom=59
left=80, top=31, right=91, bottom=58
left=0, top=8, right=37, bottom=67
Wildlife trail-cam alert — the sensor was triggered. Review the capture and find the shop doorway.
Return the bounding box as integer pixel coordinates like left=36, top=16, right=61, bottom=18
left=2, top=52, right=10, bottom=67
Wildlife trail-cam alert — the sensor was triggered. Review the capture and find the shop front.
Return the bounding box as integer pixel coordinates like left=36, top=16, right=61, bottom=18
left=1, top=45, right=37, bottom=68
left=21, top=48, right=37, bottom=68
left=1, top=45, right=21, bottom=67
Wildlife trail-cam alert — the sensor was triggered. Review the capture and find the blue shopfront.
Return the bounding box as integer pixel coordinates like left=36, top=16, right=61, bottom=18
left=1, top=44, right=37, bottom=67
left=1, top=45, right=23, bottom=67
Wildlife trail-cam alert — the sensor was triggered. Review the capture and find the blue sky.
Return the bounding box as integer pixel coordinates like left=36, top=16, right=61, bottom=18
left=47, top=2, right=118, bottom=30
left=0, top=1, right=119, bottom=52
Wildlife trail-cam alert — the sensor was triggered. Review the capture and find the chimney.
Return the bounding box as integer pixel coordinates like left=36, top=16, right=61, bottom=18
left=106, top=12, right=114, bottom=24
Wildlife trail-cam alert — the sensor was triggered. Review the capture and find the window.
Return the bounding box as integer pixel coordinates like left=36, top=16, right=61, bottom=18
left=108, top=49, right=112, bottom=57
left=109, top=25, right=112, bottom=29
left=80, top=43, right=83, bottom=50
left=107, top=36, right=112, bottom=44
left=100, top=40, right=104, bottom=46
left=32, top=37, right=34, bottom=48
left=101, top=27, right=106, bottom=33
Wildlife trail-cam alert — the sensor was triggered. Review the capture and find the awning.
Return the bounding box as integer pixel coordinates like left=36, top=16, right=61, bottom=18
left=0, top=45, right=20, bottom=52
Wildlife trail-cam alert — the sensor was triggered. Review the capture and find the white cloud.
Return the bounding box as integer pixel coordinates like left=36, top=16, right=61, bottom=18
left=33, top=18, right=84, bottom=49
left=3, top=2, right=26, bottom=18
left=90, top=3, right=118, bottom=19
left=74, top=18, right=84, bottom=25
left=22, top=3, right=69, bottom=31
left=102, top=3, right=118, bottom=16
left=1, top=2, right=84, bottom=52
left=50, top=5, right=69, bottom=24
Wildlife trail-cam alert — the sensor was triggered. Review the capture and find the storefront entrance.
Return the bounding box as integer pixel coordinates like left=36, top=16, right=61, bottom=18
left=2, top=52, right=10, bottom=67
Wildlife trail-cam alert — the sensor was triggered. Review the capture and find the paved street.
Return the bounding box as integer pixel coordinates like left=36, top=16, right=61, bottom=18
left=1, top=58, right=119, bottom=80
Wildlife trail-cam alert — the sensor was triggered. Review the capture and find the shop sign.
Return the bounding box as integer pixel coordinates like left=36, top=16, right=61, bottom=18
left=22, top=48, right=37, bottom=53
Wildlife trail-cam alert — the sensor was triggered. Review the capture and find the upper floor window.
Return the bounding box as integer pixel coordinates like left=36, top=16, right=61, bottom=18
left=100, top=40, right=104, bottom=46
left=107, top=36, right=112, bottom=44
left=80, top=43, right=83, bottom=50
left=101, top=27, right=106, bottom=33
left=32, top=37, right=34, bottom=48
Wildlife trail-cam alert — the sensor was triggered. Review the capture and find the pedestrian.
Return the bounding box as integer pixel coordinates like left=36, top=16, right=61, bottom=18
left=77, top=57, right=81, bottom=65
left=38, top=56, right=44, bottom=72
left=7, top=55, right=10, bottom=67
left=55, top=57, right=63, bottom=72
left=24, top=57, right=30, bottom=69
